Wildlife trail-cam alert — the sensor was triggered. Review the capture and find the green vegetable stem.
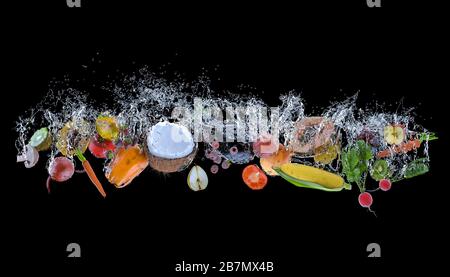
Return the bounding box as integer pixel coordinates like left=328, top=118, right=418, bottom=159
left=419, top=132, right=438, bottom=143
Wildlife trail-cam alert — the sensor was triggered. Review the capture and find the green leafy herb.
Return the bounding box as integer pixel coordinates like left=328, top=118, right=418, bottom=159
left=341, top=140, right=373, bottom=191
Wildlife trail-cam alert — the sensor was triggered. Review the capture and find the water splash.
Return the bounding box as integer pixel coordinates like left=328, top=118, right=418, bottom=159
left=13, top=66, right=437, bottom=213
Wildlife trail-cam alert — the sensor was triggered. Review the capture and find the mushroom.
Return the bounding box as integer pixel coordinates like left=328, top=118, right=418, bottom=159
left=16, top=144, right=39, bottom=168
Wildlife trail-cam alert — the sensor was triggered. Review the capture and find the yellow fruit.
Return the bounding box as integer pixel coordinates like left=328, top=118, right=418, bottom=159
left=384, top=125, right=404, bottom=145
left=96, top=115, right=119, bottom=141
left=279, top=163, right=346, bottom=189
left=56, top=120, right=90, bottom=157
left=314, top=143, right=339, bottom=164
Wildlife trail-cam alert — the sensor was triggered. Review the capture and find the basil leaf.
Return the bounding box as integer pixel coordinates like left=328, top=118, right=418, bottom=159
left=348, top=149, right=359, bottom=169
left=352, top=167, right=361, bottom=180
left=341, top=152, right=348, bottom=168
left=363, top=144, right=373, bottom=161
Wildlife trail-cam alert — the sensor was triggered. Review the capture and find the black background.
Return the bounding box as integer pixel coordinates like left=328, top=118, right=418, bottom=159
left=4, top=0, right=449, bottom=273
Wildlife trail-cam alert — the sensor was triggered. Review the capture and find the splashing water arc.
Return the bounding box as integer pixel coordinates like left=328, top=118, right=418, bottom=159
left=14, top=67, right=437, bottom=213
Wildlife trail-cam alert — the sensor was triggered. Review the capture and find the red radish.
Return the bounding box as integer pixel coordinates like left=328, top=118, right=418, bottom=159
left=88, top=135, right=116, bottom=159
left=358, top=192, right=373, bottom=208
left=379, top=179, right=392, bottom=191
left=46, top=157, right=75, bottom=193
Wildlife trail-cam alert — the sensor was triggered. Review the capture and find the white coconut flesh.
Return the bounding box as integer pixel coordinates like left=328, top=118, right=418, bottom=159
left=147, top=122, right=195, bottom=159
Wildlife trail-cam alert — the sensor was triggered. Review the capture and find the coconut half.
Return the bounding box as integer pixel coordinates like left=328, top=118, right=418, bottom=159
left=147, top=121, right=197, bottom=173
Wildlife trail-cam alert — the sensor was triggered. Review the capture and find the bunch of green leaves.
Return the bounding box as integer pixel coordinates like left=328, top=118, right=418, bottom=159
left=341, top=140, right=373, bottom=191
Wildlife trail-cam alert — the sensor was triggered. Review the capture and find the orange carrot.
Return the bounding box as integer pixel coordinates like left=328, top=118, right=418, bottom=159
left=377, top=139, right=421, bottom=158
left=75, top=149, right=107, bottom=198
left=376, top=133, right=438, bottom=159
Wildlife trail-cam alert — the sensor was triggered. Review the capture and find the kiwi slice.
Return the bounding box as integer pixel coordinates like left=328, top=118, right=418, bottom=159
left=29, top=127, right=52, bottom=151
left=370, top=159, right=389, bottom=181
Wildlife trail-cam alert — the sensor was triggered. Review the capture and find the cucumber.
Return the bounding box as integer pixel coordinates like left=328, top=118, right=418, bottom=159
left=29, top=127, right=52, bottom=151
left=404, top=159, right=429, bottom=179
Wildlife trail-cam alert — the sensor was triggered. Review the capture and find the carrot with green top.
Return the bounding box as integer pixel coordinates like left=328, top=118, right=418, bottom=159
left=75, top=149, right=107, bottom=198
left=376, top=132, right=437, bottom=158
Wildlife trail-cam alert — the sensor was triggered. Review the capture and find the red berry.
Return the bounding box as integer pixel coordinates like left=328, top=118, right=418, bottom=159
left=229, top=146, right=238, bottom=155
left=211, top=141, right=220, bottom=150
left=210, top=164, right=219, bottom=174
left=358, top=192, right=373, bottom=208
left=221, top=160, right=231, bottom=169
left=213, top=156, right=222, bottom=164
left=209, top=151, right=218, bottom=161
left=379, top=179, right=392, bottom=191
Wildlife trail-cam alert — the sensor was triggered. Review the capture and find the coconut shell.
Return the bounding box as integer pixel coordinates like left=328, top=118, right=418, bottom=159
left=149, top=144, right=198, bottom=173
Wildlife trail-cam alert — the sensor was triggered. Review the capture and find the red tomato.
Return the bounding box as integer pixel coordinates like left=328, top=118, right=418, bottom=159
left=242, top=165, right=268, bottom=190
left=88, top=135, right=116, bottom=159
